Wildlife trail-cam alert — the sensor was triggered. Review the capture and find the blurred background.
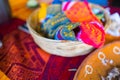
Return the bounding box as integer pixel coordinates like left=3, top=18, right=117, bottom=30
left=0, top=0, right=11, bottom=24
left=0, top=0, right=120, bottom=24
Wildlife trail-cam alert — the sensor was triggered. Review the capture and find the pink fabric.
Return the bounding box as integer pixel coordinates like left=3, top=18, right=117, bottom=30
left=62, top=1, right=71, bottom=11
left=78, top=21, right=105, bottom=48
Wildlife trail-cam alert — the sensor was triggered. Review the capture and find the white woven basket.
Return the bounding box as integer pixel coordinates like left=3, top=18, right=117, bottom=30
left=27, top=4, right=111, bottom=57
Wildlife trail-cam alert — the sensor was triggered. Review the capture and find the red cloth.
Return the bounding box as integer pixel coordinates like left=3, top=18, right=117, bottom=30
left=109, top=6, right=120, bottom=14
left=0, top=18, right=88, bottom=80
left=0, top=18, right=25, bottom=35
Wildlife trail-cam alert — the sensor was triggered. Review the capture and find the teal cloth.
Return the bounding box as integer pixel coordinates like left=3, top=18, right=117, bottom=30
left=55, top=23, right=80, bottom=41
left=43, top=12, right=71, bottom=38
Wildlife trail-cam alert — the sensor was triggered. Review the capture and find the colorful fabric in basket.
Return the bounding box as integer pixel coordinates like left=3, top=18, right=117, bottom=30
left=77, top=21, right=105, bottom=48
left=64, top=2, right=102, bottom=24
left=38, top=3, right=48, bottom=22
left=62, top=1, right=105, bottom=48
left=43, top=12, right=71, bottom=38
left=55, top=23, right=79, bottom=40
left=40, top=1, right=105, bottom=48
left=92, top=8, right=104, bottom=20
left=43, top=4, right=62, bottom=23
left=38, top=3, right=61, bottom=22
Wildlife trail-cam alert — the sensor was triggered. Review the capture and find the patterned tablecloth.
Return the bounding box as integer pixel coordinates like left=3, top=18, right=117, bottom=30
left=0, top=19, right=87, bottom=80
left=0, top=0, right=120, bottom=80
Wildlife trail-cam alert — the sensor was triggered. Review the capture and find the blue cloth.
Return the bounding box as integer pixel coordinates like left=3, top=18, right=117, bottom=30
left=43, top=12, right=71, bottom=38
left=54, top=23, right=79, bottom=41
left=88, top=0, right=108, bottom=6
left=52, top=0, right=62, bottom=4
left=52, top=0, right=72, bottom=4
left=52, top=0, right=108, bottom=6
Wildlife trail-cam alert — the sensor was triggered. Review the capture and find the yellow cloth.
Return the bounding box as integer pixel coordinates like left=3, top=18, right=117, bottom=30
left=38, top=3, right=48, bottom=22
left=9, top=0, right=35, bottom=20
left=0, top=71, right=10, bottom=80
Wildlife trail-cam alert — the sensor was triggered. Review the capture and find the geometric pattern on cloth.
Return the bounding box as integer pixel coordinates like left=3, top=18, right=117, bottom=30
left=0, top=29, right=88, bottom=80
